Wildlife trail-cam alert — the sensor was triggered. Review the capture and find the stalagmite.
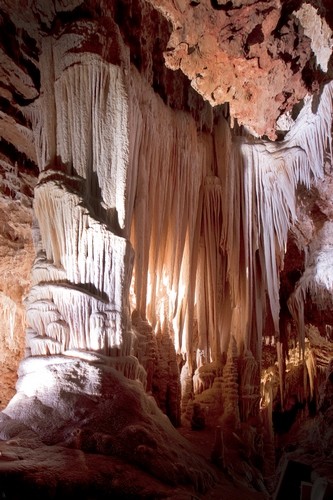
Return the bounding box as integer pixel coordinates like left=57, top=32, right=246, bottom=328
left=221, top=336, right=240, bottom=428
left=239, top=349, right=260, bottom=422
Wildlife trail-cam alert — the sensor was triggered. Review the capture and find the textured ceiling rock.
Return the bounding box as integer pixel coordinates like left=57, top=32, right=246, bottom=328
left=148, top=0, right=333, bottom=138
left=1, top=0, right=332, bottom=141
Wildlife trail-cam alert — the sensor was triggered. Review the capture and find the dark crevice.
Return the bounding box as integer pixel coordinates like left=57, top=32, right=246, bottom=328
left=0, top=96, right=31, bottom=128
left=0, top=138, right=38, bottom=176
left=301, top=56, right=327, bottom=92
left=272, top=1, right=303, bottom=36
left=11, top=90, right=38, bottom=108
left=278, top=52, right=300, bottom=74
left=0, top=10, right=40, bottom=92
left=21, top=29, right=39, bottom=60
left=112, top=0, right=205, bottom=116
left=273, top=397, right=304, bottom=434
left=50, top=4, right=96, bottom=35
left=211, top=0, right=233, bottom=10
left=246, top=24, right=264, bottom=47
left=22, top=58, right=40, bottom=92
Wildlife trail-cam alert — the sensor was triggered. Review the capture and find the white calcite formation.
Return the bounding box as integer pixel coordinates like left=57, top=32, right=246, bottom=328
left=3, top=21, right=217, bottom=493
left=28, top=170, right=134, bottom=357
left=295, top=4, right=333, bottom=73
left=24, top=24, right=135, bottom=366
left=129, top=72, right=333, bottom=428
left=21, top=16, right=333, bottom=424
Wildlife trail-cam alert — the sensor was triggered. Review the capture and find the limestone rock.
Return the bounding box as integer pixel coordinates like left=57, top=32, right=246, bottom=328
left=151, top=0, right=333, bottom=138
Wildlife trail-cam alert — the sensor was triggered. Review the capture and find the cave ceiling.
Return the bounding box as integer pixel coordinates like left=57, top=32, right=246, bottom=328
left=149, top=0, right=333, bottom=138
left=1, top=0, right=333, bottom=139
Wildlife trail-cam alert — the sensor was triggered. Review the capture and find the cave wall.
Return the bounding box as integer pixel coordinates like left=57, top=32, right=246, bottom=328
left=0, top=17, right=38, bottom=405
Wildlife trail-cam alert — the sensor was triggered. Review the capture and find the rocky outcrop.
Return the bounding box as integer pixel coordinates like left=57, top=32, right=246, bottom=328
left=0, top=2, right=40, bottom=408
left=2, top=354, right=216, bottom=493
left=0, top=197, right=34, bottom=408
left=151, top=0, right=333, bottom=139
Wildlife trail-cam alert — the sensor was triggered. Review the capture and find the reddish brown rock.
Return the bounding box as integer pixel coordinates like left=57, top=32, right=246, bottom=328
left=149, top=0, right=332, bottom=138
left=0, top=196, right=34, bottom=408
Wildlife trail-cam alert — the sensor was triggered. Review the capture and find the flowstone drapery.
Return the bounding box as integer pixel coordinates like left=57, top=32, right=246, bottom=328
left=129, top=77, right=333, bottom=424
left=27, top=170, right=133, bottom=356
left=2, top=20, right=219, bottom=493
left=18, top=11, right=333, bottom=448
left=23, top=22, right=136, bottom=369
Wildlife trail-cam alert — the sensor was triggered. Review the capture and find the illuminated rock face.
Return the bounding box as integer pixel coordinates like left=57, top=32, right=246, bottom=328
left=0, top=197, right=34, bottom=407
left=21, top=25, right=138, bottom=379
left=0, top=0, right=333, bottom=496
left=149, top=0, right=333, bottom=139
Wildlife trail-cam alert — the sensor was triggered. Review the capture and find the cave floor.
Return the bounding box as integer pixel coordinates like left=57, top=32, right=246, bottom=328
left=178, top=424, right=267, bottom=500
left=0, top=426, right=266, bottom=500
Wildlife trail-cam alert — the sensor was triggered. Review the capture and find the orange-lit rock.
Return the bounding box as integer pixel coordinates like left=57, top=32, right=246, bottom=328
left=150, top=0, right=332, bottom=138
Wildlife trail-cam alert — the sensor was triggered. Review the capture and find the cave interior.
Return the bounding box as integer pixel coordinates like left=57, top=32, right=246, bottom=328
left=1, top=0, right=333, bottom=498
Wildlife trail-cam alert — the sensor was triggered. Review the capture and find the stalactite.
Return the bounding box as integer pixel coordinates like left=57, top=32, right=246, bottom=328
left=129, top=67, right=209, bottom=374
left=306, top=349, right=317, bottom=401
left=200, top=175, right=225, bottom=364
left=126, top=70, right=333, bottom=428
left=306, top=324, right=333, bottom=373
left=55, top=58, right=129, bottom=232
left=284, top=85, right=333, bottom=354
